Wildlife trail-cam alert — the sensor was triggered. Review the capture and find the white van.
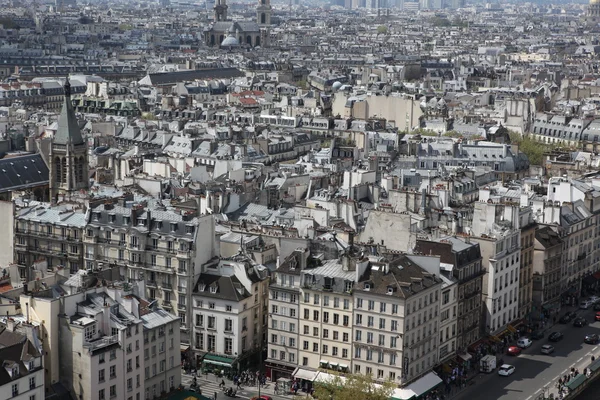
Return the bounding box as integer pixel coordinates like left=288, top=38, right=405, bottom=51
left=581, top=300, right=594, bottom=309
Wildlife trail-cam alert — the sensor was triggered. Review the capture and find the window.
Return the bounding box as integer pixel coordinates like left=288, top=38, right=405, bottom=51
left=99, top=389, right=105, bottom=400
left=110, top=349, right=116, bottom=360
left=12, top=383, right=18, bottom=396
left=99, top=369, right=105, bottom=382
left=110, top=365, right=116, bottom=379
left=29, top=376, right=36, bottom=389
left=110, top=385, right=116, bottom=398
left=85, top=323, right=96, bottom=340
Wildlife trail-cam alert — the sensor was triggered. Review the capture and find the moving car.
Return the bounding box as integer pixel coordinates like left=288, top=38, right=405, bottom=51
left=507, top=346, right=522, bottom=356
left=580, top=300, right=594, bottom=310
left=549, top=332, right=564, bottom=342
left=573, top=317, right=588, bottom=327
left=498, top=364, right=516, bottom=377
left=541, top=344, right=555, bottom=355
left=517, top=338, right=532, bottom=348
left=559, top=312, right=576, bottom=323
left=596, top=312, right=600, bottom=322
left=585, top=334, right=600, bottom=345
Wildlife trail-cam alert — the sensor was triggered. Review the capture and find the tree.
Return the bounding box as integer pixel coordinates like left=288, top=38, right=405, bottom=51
left=509, top=131, right=556, bottom=166
left=313, top=372, right=396, bottom=400
left=377, top=25, right=388, bottom=34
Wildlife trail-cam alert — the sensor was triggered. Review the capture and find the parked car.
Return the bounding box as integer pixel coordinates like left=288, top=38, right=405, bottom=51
left=559, top=312, right=576, bottom=323
left=596, top=312, right=600, bottom=322
left=529, top=330, right=544, bottom=340
left=585, top=334, right=600, bottom=345
left=541, top=344, right=555, bottom=355
left=589, top=296, right=600, bottom=304
left=549, top=332, right=564, bottom=342
left=251, top=397, right=273, bottom=400
left=517, top=338, right=533, bottom=348
left=498, top=364, right=516, bottom=377
left=507, top=346, right=522, bottom=356
left=573, top=317, right=588, bottom=327
left=593, top=303, right=600, bottom=311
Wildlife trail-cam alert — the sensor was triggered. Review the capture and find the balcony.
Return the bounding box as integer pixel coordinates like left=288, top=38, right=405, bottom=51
left=177, top=269, right=188, bottom=275
left=178, top=303, right=186, bottom=311
left=162, top=301, right=172, bottom=308
left=463, top=288, right=481, bottom=300
left=162, top=282, right=173, bottom=290
left=177, top=286, right=187, bottom=294
left=147, top=280, right=157, bottom=288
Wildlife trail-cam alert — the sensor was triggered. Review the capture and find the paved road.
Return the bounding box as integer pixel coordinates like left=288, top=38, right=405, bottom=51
left=181, top=372, right=300, bottom=400
left=453, top=307, right=600, bottom=400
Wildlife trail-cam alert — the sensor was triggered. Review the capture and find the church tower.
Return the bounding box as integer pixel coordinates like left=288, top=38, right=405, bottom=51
left=214, top=0, right=228, bottom=22
left=256, top=0, right=272, bottom=26
left=588, top=0, right=600, bottom=24
left=49, top=77, right=89, bottom=203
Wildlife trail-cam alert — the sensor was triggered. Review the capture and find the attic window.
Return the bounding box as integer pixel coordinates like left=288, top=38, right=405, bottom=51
left=109, top=214, right=116, bottom=223
left=364, top=283, right=370, bottom=291
left=171, top=223, right=177, bottom=232
left=12, top=366, right=18, bottom=377
left=154, top=221, right=162, bottom=230
left=210, top=286, right=217, bottom=294
left=199, top=284, right=206, bottom=291
left=387, top=287, right=394, bottom=295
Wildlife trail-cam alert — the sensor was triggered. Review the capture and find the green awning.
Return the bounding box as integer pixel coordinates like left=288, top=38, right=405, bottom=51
left=203, top=354, right=235, bottom=368
left=566, top=374, right=587, bottom=391
left=590, top=359, right=600, bottom=372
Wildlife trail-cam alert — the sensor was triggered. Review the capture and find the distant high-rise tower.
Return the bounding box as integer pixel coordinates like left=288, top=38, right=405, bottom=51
left=49, top=77, right=89, bottom=203
left=214, top=0, right=228, bottom=22
left=257, top=0, right=272, bottom=26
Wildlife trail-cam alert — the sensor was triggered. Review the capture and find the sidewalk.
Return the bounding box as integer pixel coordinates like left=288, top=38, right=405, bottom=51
left=185, top=371, right=300, bottom=399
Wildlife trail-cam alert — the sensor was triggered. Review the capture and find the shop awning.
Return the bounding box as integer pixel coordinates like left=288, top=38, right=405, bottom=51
left=458, top=353, right=472, bottom=361
left=566, top=374, right=587, bottom=391
left=391, top=372, right=443, bottom=399
left=203, top=354, right=235, bottom=368
left=293, top=368, right=319, bottom=382
left=590, top=359, right=600, bottom=372
left=338, top=363, right=348, bottom=370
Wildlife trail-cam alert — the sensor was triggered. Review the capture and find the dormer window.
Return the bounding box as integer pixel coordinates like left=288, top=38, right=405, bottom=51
left=170, top=223, right=177, bottom=232
left=387, top=287, right=394, bottom=295
left=154, top=221, right=162, bottom=230
left=199, top=283, right=206, bottom=291
left=28, top=361, right=34, bottom=371
left=123, top=216, right=130, bottom=225
left=186, top=225, right=195, bottom=234
left=12, top=366, right=18, bottom=377
left=93, top=212, right=100, bottom=221
left=210, top=286, right=217, bottom=294
left=364, top=283, right=371, bottom=291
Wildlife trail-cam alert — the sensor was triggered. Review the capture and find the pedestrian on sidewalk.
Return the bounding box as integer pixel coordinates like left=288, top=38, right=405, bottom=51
left=214, top=392, right=217, bottom=400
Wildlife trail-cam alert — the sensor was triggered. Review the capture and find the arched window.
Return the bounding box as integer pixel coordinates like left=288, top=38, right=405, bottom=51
left=54, top=157, right=61, bottom=183
left=256, top=36, right=261, bottom=47
left=261, top=13, right=266, bottom=24
left=77, top=156, right=85, bottom=184
left=246, top=35, right=252, bottom=45
left=61, top=158, right=67, bottom=185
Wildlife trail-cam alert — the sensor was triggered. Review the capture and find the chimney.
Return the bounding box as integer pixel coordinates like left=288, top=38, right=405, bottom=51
left=348, top=230, right=354, bottom=249
left=6, top=317, right=16, bottom=332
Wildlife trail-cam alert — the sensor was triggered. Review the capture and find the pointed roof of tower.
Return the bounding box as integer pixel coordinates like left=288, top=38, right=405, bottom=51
left=54, top=76, right=84, bottom=146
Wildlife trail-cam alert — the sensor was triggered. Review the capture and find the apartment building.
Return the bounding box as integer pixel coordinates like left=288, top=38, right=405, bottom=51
left=532, top=227, right=563, bottom=312
left=518, top=207, right=536, bottom=320
left=142, top=307, right=182, bottom=399
left=265, top=249, right=306, bottom=381
left=415, top=237, right=483, bottom=353
left=471, top=197, right=522, bottom=335
left=83, top=195, right=216, bottom=342
left=352, top=255, right=442, bottom=386
left=297, top=257, right=356, bottom=376
left=0, top=320, right=44, bottom=400
left=14, top=204, right=86, bottom=276
left=192, top=257, right=269, bottom=370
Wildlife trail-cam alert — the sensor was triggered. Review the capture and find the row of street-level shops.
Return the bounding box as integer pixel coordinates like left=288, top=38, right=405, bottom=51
left=288, top=367, right=444, bottom=400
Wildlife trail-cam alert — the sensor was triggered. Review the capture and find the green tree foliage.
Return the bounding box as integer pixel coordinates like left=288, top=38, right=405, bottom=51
left=509, top=132, right=555, bottom=166
left=443, top=130, right=463, bottom=138
left=377, top=25, right=388, bottom=34
left=431, top=17, right=451, bottom=27
left=313, top=372, right=396, bottom=400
